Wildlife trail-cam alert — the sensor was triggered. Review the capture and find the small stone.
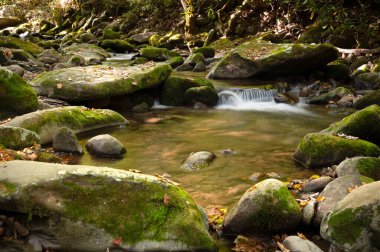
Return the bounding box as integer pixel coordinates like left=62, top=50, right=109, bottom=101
left=85, top=134, right=126, bottom=158
left=302, top=200, right=316, bottom=225
left=53, top=127, right=83, bottom=154
left=181, top=151, right=216, bottom=170
left=303, top=176, right=333, bottom=192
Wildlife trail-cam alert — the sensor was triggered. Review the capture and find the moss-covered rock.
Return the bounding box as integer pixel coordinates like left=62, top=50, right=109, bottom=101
left=0, top=160, right=215, bottom=251
left=324, top=61, right=350, bottom=81
left=321, top=181, right=380, bottom=251
left=293, top=133, right=380, bottom=168
left=0, top=126, right=40, bottom=150
left=315, top=175, right=374, bottom=226
left=0, top=67, right=38, bottom=119
left=0, top=36, right=43, bottom=56
left=192, top=47, right=215, bottom=58
left=322, top=105, right=380, bottom=145
left=354, top=72, right=380, bottom=90
left=184, top=52, right=205, bottom=65
left=61, top=43, right=110, bottom=63
left=185, top=86, right=219, bottom=106
left=336, top=157, right=380, bottom=180
left=32, top=63, right=172, bottom=101
left=354, top=90, right=380, bottom=109
left=164, top=56, right=184, bottom=68
left=4, top=106, right=127, bottom=144
left=78, top=32, right=97, bottom=43
left=102, top=28, right=121, bottom=40
left=308, top=87, right=353, bottom=105
left=223, top=179, right=302, bottom=234
left=160, top=76, right=214, bottom=106
left=208, top=39, right=339, bottom=79
left=140, top=47, right=180, bottom=61
left=298, top=22, right=325, bottom=44
left=100, top=39, right=134, bottom=53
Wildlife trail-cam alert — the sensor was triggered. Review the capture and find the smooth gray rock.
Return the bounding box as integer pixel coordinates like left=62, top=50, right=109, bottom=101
left=6, top=64, right=24, bottom=76
left=321, top=181, right=380, bottom=251
left=314, top=175, right=373, bottom=226
left=181, top=151, right=216, bottom=169
left=336, top=156, right=380, bottom=180
left=303, top=177, right=333, bottom=192
left=223, top=179, right=302, bottom=234
left=283, top=236, right=323, bottom=252
left=85, top=134, right=126, bottom=157
left=53, top=127, right=83, bottom=154
left=302, top=200, right=316, bottom=226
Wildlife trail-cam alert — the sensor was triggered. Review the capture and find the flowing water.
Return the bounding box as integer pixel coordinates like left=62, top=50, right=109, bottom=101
left=76, top=71, right=347, bottom=209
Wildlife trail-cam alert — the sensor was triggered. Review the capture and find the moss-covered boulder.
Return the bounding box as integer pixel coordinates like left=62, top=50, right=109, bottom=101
left=0, top=36, right=43, bottom=56
left=184, top=52, right=205, bottom=65
left=324, top=61, right=350, bottom=81
left=336, top=157, right=380, bottom=180
left=100, top=39, right=134, bottom=53
left=293, top=133, right=380, bottom=168
left=140, top=47, right=180, bottom=61
left=0, top=161, right=215, bottom=251
left=192, top=47, right=215, bottom=58
left=185, top=86, right=219, bottom=106
left=0, top=126, right=40, bottom=150
left=4, top=106, right=127, bottom=144
left=102, top=28, right=121, bottom=40
left=308, top=87, right=353, bottom=105
left=354, top=72, right=380, bottom=90
left=32, top=63, right=172, bottom=102
left=208, top=39, right=338, bottom=79
left=160, top=77, right=214, bottom=106
left=321, top=181, right=380, bottom=251
left=354, top=90, right=380, bottom=109
left=223, top=179, right=302, bottom=234
left=165, top=56, right=184, bottom=68
left=0, top=67, right=38, bottom=119
left=0, top=17, right=22, bottom=29
left=78, top=32, right=97, bottom=43
left=61, top=43, right=110, bottom=63
left=322, top=105, right=380, bottom=145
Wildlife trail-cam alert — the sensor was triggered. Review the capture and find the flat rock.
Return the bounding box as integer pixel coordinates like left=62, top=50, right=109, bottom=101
left=4, top=106, right=127, bottom=144
left=0, top=160, right=215, bottom=251
left=32, top=63, right=172, bottom=101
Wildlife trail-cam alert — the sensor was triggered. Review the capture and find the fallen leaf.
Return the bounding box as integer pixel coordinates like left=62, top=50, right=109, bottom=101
left=132, top=80, right=138, bottom=86
left=164, top=194, right=170, bottom=205
left=348, top=186, right=359, bottom=193
left=297, top=232, right=307, bottom=240
left=56, top=83, right=63, bottom=89
left=144, top=117, right=162, bottom=124
left=247, top=185, right=257, bottom=192
left=277, top=241, right=290, bottom=252
left=310, top=174, right=320, bottom=179
left=112, top=237, right=122, bottom=246
left=316, top=196, right=326, bottom=202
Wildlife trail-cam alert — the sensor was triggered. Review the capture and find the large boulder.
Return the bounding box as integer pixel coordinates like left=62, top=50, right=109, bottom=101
left=0, top=36, right=43, bottom=56
left=185, top=86, right=219, bottom=107
left=0, top=67, right=38, bottom=119
left=0, top=161, right=215, bottom=251
left=354, top=90, right=380, bottom=109
left=354, top=72, right=380, bottom=90
left=322, top=105, right=380, bottom=145
left=0, top=126, right=40, bottom=149
left=293, top=133, right=380, bottom=168
left=61, top=43, right=110, bottom=63
left=336, top=156, right=380, bottom=180
left=32, top=63, right=172, bottom=102
left=208, top=39, right=338, bottom=79
left=85, top=134, right=126, bottom=158
left=223, top=179, right=302, bottom=234
left=321, top=181, right=380, bottom=251
left=4, top=106, right=127, bottom=144
left=314, top=175, right=373, bottom=226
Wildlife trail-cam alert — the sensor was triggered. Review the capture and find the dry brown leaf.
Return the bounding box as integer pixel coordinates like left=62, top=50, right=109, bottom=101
left=297, top=232, right=307, bottom=240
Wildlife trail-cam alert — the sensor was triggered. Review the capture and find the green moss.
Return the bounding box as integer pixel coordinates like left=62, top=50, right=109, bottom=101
left=308, top=87, right=353, bottom=105
left=140, top=47, right=180, bottom=61
left=355, top=159, right=380, bottom=180
left=0, top=181, right=17, bottom=197
left=0, top=67, right=38, bottom=119
left=293, top=133, right=380, bottom=167
left=103, top=28, right=121, bottom=40
left=164, top=56, right=184, bottom=68
left=322, top=104, right=380, bottom=144
left=0, top=36, right=43, bottom=56
left=37, top=152, right=62, bottom=163
left=185, top=86, right=219, bottom=106
left=100, top=39, right=135, bottom=53
left=160, top=76, right=198, bottom=106
left=0, top=126, right=40, bottom=150
left=354, top=90, right=380, bottom=109
left=192, top=47, right=215, bottom=58
left=25, top=175, right=214, bottom=248
left=324, top=61, right=350, bottom=81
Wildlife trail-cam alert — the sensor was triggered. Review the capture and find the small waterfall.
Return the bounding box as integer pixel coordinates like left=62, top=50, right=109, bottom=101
left=218, top=88, right=277, bottom=106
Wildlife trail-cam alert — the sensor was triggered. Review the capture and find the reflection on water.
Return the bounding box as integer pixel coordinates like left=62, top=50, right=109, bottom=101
left=77, top=106, right=342, bottom=209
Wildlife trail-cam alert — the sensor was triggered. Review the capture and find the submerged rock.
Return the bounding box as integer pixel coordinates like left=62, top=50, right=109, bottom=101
left=321, top=181, right=380, bottom=251
left=181, top=151, right=216, bottom=170
left=4, top=106, right=127, bottom=144
left=208, top=39, right=338, bottom=79
left=336, top=156, right=380, bottom=180
left=322, top=104, right=380, bottom=145
left=0, top=160, right=215, bottom=251
left=32, top=63, right=172, bottom=101
left=0, top=126, right=40, bottom=150
left=85, top=134, right=126, bottom=157
left=0, top=67, right=38, bottom=119
left=314, top=175, right=373, bottom=226
left=293, top=133, right=380, bottom=168
left=223, top=179, right=302, bottom=234
left=53, top=127, right=83, bottom=154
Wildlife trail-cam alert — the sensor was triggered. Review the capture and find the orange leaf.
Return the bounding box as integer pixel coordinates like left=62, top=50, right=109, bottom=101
left=112, top=237, right=122, bottom=246
left=316, top=196, right=326, bottom=202
left=56, top=83, right=63, bottom=89
left=297, top=232, right=307, bottom=240
left=164, top=194, right=170, bottom=205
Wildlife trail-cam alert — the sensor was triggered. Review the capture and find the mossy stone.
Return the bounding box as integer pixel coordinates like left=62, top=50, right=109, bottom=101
left=102, top=28, right=121, bottom=40
left=0, top=67, right=38, bottom=119
left=0, top=36, right=43, bottom=56
left=322, top=104, right=380, bottom=145
left=354, top=90, right=380, bottom=109
left=100, top=39, right=134, bottom=53
left=140, top=47, right=180, bottom=61
left=324, top=61, right=350, bottom=81
left=61, top=43, right=110, bottom=63
left=0, top=126, right=40, bottom=150
left=184, top=52, right=205, bottom=65
left=223, top=179, right=302, bottom=234
left=336, top=157, right=380, bottom=180
left=308, top=87, right=353, bottom=105
left=185, top=86, right=219, bottom=106
left=164, top=56, right=184, bottom=68
left=354, top=72, right=380, bottom=90
left=78, top=32, right=97, bottom=43
left=192, top=47, right=215, bottom=58
left=293, top=133, right=380, bottom=168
